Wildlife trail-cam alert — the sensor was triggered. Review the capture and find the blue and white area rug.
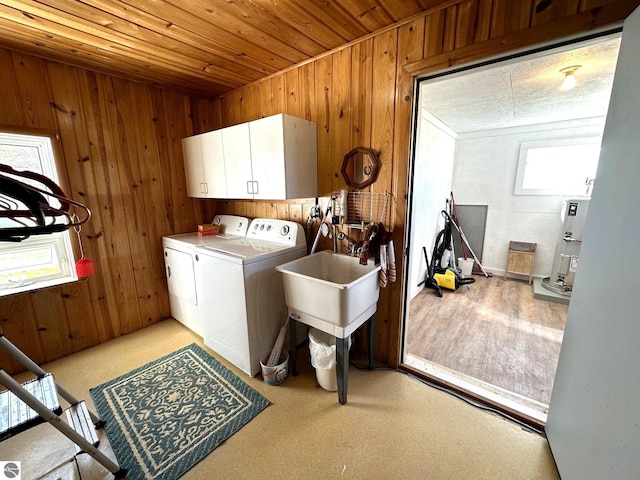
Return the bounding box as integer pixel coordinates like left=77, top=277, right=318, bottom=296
left=90, top=343, right=269, bottom=479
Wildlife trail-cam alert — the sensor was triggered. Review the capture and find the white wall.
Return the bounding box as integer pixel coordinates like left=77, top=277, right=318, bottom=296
left=408, top=111, right=456, bottom=299
left=451, top=117, right=605, bottom=277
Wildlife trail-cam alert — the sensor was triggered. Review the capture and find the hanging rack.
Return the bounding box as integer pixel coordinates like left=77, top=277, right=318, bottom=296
left=333, top=190, right=390, bottom=231
left=0, top=164, right=91, bottom=242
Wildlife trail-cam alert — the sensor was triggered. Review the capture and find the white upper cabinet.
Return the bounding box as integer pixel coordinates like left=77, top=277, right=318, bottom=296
left=182, top=134, right=203, bottom=197
left=182, top=113, right=317, bottom=200
left=201, top=130, right=227, bottom=198
left=249, top=114, right=317, bottom=200
left=221, top=122, right=253, bottom=199
left=182, top=130, right=226, bottom=198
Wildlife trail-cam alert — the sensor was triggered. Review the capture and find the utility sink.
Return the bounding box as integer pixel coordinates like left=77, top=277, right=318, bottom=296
left=276, top=250, right=381, bottom=337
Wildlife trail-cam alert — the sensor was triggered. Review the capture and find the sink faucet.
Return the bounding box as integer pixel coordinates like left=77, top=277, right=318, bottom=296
left=337, top=231, right=359, bottom=256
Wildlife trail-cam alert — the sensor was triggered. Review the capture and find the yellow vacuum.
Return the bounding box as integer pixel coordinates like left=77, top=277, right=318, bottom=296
left=417, top=209, right=475, bottom=297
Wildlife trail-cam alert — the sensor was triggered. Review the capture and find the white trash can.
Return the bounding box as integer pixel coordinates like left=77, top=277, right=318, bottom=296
left=308, top=328, right=351, bottom=391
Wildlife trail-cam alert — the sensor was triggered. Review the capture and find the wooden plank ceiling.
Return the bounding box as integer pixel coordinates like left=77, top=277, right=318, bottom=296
left=0, top=0, right=451, bottom=98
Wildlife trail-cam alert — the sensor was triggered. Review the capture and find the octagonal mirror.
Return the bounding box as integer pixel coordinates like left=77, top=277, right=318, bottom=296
left=341, top=147, right=380, bottom=189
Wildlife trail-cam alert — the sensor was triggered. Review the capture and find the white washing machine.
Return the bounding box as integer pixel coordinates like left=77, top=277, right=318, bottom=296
left=162, top=215, right=249, bottom=336
left=193, top=218, right=306, bottom=377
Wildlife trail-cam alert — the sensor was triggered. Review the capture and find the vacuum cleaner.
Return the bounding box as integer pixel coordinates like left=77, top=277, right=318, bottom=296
left=418, top=210, right=475, bottom=297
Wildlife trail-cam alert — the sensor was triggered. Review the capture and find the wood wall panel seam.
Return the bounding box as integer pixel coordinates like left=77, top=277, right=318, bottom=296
left=46, top=62, right=115, bottom=344
left=74, top=70, right=124, bottom=340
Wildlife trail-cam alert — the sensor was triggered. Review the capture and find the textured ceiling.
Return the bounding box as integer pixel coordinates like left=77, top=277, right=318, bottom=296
left=421, top=34, right=621, bottom=133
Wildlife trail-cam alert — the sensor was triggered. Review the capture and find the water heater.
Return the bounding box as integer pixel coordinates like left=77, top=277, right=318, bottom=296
left=542, top=198, right=590, bottom=296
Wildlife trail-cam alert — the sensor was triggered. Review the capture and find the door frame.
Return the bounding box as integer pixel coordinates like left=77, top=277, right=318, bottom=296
left=399, top=27, right=622, bottom=430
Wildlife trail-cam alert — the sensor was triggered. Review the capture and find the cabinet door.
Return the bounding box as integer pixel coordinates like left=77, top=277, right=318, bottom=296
left=200, top=130, right=227, bottom=198
left=222, top=123, right=253, bottom=199
left=249, top=115, right=286, bottom=200
left=182, top=135, right=205, bottom=197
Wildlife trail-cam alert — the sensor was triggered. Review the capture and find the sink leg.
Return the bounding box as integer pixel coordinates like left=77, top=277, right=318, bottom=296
left=289, top=317, right=297, bottom=377
left=368, top=313, right=376, bottom=370
left=336, top=336, right=349, bottom=405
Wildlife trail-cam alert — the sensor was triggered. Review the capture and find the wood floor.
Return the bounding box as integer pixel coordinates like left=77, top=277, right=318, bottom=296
left=406, top=276, right=568, bottom=405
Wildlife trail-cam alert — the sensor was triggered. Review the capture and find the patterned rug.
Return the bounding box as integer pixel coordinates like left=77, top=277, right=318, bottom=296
left=90, top=343, right=269, bottom=479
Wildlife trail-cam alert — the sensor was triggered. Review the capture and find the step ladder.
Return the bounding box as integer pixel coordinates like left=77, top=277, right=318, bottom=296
left=0, top=334, right=126, bottom=479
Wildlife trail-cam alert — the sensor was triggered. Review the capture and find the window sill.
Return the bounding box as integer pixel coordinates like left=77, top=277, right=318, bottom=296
left=0, top=275, right=82, bottom=298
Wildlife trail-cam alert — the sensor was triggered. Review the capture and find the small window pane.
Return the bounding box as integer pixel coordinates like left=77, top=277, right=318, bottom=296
left=515, top=139, right=600, bottom=195
left=0, top=144, right=44, bottom=172
left=0, top=243, right=61, bottom=287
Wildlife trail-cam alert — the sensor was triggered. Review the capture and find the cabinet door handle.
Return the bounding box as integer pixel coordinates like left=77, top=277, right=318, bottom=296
left=253, top=181, right=259, bottom=195
left=246, top=180, right=253, bottom=194
left=203, top=182, right=208, bottom=194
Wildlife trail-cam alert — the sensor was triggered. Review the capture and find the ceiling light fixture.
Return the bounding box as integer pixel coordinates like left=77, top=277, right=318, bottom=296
left=560, top=65, right=581, bottom=91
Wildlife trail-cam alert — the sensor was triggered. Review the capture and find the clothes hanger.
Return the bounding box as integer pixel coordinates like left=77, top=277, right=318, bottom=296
left=0, top=165, right=91, bottom=242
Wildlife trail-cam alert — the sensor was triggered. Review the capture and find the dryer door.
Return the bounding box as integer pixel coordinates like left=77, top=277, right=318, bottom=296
left=164, top=247, right=197, bottom=305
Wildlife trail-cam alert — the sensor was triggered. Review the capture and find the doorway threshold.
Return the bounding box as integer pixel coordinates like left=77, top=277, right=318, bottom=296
left=403, top=353, right=548, bottom=428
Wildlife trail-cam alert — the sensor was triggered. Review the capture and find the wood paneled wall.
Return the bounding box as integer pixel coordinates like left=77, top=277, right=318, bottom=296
left=0, top=50, right=216, bottom=373
left=200, top=0, right=635, bottom=366
left=0, top=0, right=633, bottom=373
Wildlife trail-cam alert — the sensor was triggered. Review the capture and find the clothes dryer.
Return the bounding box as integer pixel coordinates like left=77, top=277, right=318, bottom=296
left=162, top=215, right=249, bottom=336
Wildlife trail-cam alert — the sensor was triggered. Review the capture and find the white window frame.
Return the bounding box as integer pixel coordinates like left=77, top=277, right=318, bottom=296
left=514, top=137, right=601, bottom=196
left=0, top=130, right=77, bottom=296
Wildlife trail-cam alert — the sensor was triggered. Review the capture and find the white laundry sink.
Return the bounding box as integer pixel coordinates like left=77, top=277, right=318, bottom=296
left=276, top=250, right=381, bottom=337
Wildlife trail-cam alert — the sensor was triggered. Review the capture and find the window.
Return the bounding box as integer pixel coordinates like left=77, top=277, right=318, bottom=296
left=514, top=138, right=601, bottom=195
left=0, top=130, right=77, bottom=296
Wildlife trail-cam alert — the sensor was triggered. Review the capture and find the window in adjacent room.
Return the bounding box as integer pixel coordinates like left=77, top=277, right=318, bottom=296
left=514, top=137, right=601, bottom=195
left=0, top=130, right=77, bottom=296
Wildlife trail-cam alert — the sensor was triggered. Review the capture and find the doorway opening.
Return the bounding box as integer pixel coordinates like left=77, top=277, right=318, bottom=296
left=401, top=32, right=621, bottom=426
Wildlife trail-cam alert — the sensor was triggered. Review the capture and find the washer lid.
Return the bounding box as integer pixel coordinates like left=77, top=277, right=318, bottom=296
left=162, top=214, right=250, bottom=250
left=196, top=238, right=302, bottom=261
left=162, top=231, right=246, bottom=250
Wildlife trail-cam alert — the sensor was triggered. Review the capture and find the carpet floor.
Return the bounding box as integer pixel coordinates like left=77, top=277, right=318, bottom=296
left=1, top=319, right=559, bottom=479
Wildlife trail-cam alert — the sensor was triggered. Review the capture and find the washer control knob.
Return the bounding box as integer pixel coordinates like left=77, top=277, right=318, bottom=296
left=254, top=224, right=259, bottom=230
left=280, top=225, right=290, bottom=236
